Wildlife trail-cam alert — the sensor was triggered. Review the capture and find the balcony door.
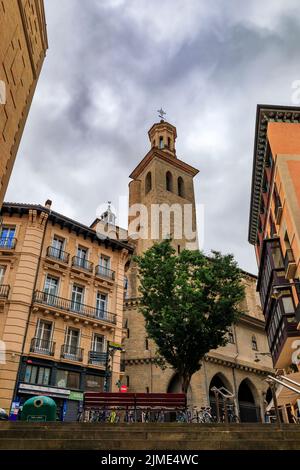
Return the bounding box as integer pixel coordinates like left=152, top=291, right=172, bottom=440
left=51, top=236, right=65, bottom=259
left=35, top=320, right=53, bottom=354
left=77, top=246, right=88, bottom=268
left=65, top=328, right=80, bottom=358
left=0, top=266, right=5, bottom=285
left=0, top=227, right=15, bottom=248
left=44, top=275, right=59, bottom=305
left=96, top=292, right=107, bottom=319
left=90, top=334, right=105, bottom=365
left=99, top=255, right=110, bottom=276
left=71, top=284, right=84, bottom=312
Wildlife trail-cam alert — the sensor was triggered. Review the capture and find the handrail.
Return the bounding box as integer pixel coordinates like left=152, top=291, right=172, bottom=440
left=267, top=374, right=300, bottom=394
left=210, top=386, right=235, bottom=399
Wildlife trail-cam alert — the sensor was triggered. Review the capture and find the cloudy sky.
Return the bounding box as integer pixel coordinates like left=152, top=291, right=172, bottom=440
left=6, top=0, right=300, bottom=274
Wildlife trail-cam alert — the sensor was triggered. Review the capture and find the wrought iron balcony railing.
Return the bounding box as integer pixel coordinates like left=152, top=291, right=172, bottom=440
left=33, top=290, right=117, bottom=324
left=46, top=246, right=70, bottom=263
left=61, top=344, right=83, bottom=362
left=88, top=350, right=107, bottom=366
left=72, top=256, right=94, bottom=272
left=95, top=265, right=115, bottom=280
left=0, top=284, right=10, bottom=298
left=0, top=237, right=17, bottom=249
left=30, top=337, right=55, bottom=356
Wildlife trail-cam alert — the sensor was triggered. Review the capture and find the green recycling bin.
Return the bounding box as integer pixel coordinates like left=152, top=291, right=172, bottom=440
left=21, top=396, right=57, bottom=422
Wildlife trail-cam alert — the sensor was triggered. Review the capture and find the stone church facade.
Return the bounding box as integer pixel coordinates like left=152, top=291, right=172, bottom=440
left=123, top=119, right=274, bottom=422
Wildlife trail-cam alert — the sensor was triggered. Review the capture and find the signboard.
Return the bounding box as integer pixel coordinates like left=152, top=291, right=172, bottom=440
left=27, top=415, right=47, bottom=422
left=120, top=385, right=128, bottom=393
left=69, top=391, right=84, bottom=401
left=109, top=342, right=123, bottom=351
left=19, top=383, right=70, bottom=398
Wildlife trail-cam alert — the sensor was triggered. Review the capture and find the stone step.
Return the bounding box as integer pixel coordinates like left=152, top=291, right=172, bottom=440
left=2, top=429, right=300, bottom=440
left=1, top=438, right=300, bottom=451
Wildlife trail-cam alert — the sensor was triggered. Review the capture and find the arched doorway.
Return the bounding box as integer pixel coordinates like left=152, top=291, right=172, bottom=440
left=209, top=374, right=233, bottom=418
left=238, top=379, right=259, bottom=422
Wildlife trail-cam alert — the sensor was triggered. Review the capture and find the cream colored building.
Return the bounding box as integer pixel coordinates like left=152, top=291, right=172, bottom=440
left=123, top=119, right=274, bottom=422
left=0, top=0, right=47, bottom=206
left=0, top=200, right=132, bottom=419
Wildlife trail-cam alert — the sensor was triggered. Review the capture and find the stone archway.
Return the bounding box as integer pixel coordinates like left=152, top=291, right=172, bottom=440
left=238, top=378, right=260, bottom=422
left=209, top=373, right=233, bottom=418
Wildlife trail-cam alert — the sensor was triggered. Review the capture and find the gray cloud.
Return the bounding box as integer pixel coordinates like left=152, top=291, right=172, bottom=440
left=6, top=0, right=300, bottom=274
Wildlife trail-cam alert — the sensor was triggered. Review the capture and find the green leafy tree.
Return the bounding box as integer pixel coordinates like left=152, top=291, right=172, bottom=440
left=135, top=239, right=245, bottom=393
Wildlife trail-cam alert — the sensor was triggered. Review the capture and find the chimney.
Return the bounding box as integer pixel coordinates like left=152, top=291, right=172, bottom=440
left=45, top=199, right=52, bottom=209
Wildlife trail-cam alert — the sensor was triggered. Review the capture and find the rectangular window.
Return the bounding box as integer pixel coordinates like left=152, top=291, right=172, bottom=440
left=71, top=284, right=84, bottom=312
left=96, top=292, right=107, bottom=318
left=52, top=236, right=64, bottom=252
left=24, top=365, right=51, bottom=385
left=65, top=327, right=80, bottom=353
left=282, top=296, right=295, bottom=315
left=44, top=275, right=59, bottom=296
left=0, top=226, right=15, bottom=248
left=99, top=255, right=110, bottom=269
left=92, top=334, right=105, bottom=352
left=85, top=374, right=104, bottom=391
left=56, top=370, right=80, bottom=389
left=0, top=266, right=6, bottom=284
left=35, top=319, right=53, bottom=352
left=77, top=246, right=88, bottom=268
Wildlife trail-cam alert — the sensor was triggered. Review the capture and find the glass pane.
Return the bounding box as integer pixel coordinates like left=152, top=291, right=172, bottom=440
left=24, top=366, right=32, bottom=383
left=37, top=367, right=45, bottom=384
left=0, top=266, right=5, bottom=284
left=282, top=296, right=295, bottom=314
left=43, top=368, right=50, bottom=385
left=85, top=375, right=103, bottom=391
left=30, top=366, right=38, bottom=384
left=56, top=370, right=68, bottom=388
left=67, top=372, right=80, bottom=389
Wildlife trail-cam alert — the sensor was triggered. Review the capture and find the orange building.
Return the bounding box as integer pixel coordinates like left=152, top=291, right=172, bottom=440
left=0, top=0, right=48, bottom=206
left=0, top=201, right=132, bottom=418
left=249, top=104, right=300, bottom=369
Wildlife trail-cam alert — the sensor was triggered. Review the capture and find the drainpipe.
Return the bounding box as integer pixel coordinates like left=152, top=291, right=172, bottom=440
left=232, top=324, right=240, bottom=419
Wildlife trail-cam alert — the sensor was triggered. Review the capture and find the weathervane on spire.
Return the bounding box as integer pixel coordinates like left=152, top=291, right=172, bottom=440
left=157, top=108, right=166, bottom=121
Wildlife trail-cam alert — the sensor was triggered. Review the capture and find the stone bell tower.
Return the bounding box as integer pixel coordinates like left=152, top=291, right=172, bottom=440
left=127, top=118, right=199, bottom=263
left=123, top=117, right=199, bottom=392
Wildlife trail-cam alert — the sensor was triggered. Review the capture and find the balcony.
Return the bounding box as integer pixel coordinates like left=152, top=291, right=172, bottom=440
left=30, top=337, right=55, bottom=356
left=72, top=256, right=93, bottom=273
left=274, top=195, right=283, bottom=225
left=88, top=350, right=107, bottom=366
left=33, top=290, right=117, bottom=324
left=46, top=246, right=70, bottom=264
left=0, top=237, right=17, bottom=250
left=95, top=265, right=115, bottom=281
left=0, top=284, right=10, bottom=299
left=61, top=344, right=83, bottom=362
left=284, top=249, right=297, bottom=280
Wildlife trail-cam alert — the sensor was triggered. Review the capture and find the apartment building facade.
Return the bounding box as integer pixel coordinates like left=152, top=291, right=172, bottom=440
left=0, top=0, right=48, bottom=206
left=0, top=201, right=132, bottom=420
left=249, top=104, right=300, bottom=370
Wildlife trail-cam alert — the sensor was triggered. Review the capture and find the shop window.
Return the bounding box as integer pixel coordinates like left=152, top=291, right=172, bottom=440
left=56, top=370, right=80, bottom=389
left=85, top=374, right=104, bottom=391
left=24, top=365, right=51, bottom=386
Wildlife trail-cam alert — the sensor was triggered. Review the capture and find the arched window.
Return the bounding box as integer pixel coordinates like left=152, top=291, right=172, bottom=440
left=145, top=171, right=152, bottom=194
left=251, top=335, right=258, bottom=351
left=159, top=136, right=164, bottom=149
left=166, top=171, right=173, bottom=192
left=178, top=176, right=184, bottom=197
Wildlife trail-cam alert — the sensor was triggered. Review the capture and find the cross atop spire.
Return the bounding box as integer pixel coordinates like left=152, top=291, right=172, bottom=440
left=157, top=108, right=166, bottom=121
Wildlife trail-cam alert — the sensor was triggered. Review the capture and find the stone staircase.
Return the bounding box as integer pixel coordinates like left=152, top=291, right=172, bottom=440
left=1, top=422, right=300, bottom=450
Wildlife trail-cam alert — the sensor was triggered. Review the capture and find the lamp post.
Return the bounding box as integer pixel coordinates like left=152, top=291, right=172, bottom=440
left=103, top=341, right=124, bottom=392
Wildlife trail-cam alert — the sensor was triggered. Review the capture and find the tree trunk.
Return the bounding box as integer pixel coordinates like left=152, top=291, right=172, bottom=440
left=181, top=373, right=192, bottom=394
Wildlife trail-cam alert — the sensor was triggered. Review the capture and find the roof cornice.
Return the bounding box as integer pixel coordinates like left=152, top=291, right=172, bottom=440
left=129, top=148, right=199, bottom=180
left=248, top=104, right=300, bottom=245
